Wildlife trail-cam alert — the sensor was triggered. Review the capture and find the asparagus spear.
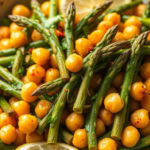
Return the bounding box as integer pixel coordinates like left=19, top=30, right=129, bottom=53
left=49, top=0, right=57, bottom=20
left=111, top=31, right=149, bottom=140
left=143, top=1, right=150, bottom=18
left=0, top=56, right=14, bottom=67
left=9, top=15, right=70, bottom=82
left=65, top=2, right=75, bottom=57
left=0, top=96, right=14, bottom=116
left=74, top=1, right=112, bottom=39
left=0, top=48, right=16, bottom=56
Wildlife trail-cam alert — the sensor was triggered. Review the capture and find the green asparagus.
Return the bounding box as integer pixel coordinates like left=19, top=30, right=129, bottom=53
left=0, top=48, right=16, bottom=56
left=0, top=56, right=14, bottom=67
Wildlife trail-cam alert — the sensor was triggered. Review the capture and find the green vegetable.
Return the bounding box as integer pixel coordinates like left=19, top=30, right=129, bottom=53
left=0, top=48, right=16, bottom=57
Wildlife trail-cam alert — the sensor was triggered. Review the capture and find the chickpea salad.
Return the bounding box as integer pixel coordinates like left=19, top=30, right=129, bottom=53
left=0, top=0, right=150, bottom=150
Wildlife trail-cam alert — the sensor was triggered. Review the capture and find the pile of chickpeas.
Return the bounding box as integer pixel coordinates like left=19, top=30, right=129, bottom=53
left=0, top=2, right=150, bottom=150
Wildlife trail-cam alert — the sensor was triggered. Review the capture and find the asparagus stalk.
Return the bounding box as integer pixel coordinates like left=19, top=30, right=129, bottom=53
left=65, top=2, right=75, bottom=57
left=111, top=31, right=149, bottom=140
left=85, top=50, right=131, bottom=150
left=49, top=0, right=57, bottom=19
left=0, top=48, right=16, bottom=56
left=0, top=56, right=14, bottom=67
left=9, top=15, right=70, bottom=82
left=0, top=96, right=14, bottom=116
left=0, top=140, right=16, bottom=150
left=143, top=1, right=150, bottom=18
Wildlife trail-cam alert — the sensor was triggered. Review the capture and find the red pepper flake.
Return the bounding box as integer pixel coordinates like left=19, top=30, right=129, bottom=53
left=31, top=73, right=35, bottom=76
left=109, top=61, right=114, bottom=66
left=87, top=46, right=94, bottom=54
left=55, top=29, right=65, bottom=38
left=29, top=48, right=34, bottom=54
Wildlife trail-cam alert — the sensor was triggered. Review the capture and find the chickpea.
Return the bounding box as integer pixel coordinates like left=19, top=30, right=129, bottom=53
left=140, top=122, right=150, bottom=136
left=90, top=73, right=102, bottom=91
left=44, top=128, right=49, bottom=140
left=65, top=54, right=83, bottom=73
left=88, top=30, right=105, bottom=46
left=130, top=99, right=141, bottom=113
left=13, top=128, right=26, bottom=146
left=0, top=107, right=3, bottom=114
left=35, top=100, right=51, bottom=119
left=21, top=76, right=30, bottom=84
left=144, top=55, right=150, bottom=63
left=97, top=21, right=113, bottom=32
left=140, top=63, right=150, bottom=80
left=18, top=114, right=38, bottom=134
left=98, top=138, right=117, bottom=150
left=12, top=101, right=30, bottom=118
left=0, top=112, right=17, bottom=129
left=121, top=126, right=140, bottom=147
left=141, top=95, right=150, bottom=112
left=65, top=112, right=84, bottom=132
left=72, top=129, right=88, bottom=148
left=112, top=32, right=126, bottom=42
left=10, top=31, right=28, bottom=48
left=10, top=23, right=24, bottom=33
left=31, top=29, right=43, bottom=41
left=48, top=87, right=60, bottom=96
left=104, top=93, right=124, bottom=113
left=130, top=82, right=148, bottom=101
left=123, top=25, right=140, bottom=40
left=60, top=108, right=69, bottom=126
left=26, top=131, right=44, bottom=143
left=124, top=16, right=142, bottom=29
left=27, top=64, right=45, bottom=84
left=1, top=125, right=17, bottom=144
left=103, top=13, right=120, bottom=25
left=96, top=118, right=106, bottom=137
left=49, top=54, right=58, bottom=69
left=41, top=1, right=50, bottom=17
left=105, top=86, right=118, bottom=97
left=98, top=108, right=114, bottom=126
left=133, top=4, right=146, bottom=17
left=131, top=109, right=149, bottom=128
left=0, top=26, right=10, bottom=40
left=118, top=22, right=124, bottom=32
left=0, top=38, right=13, bottom=50
left=21, top=82, right=38, bottom=102
left=12, top=5, right=31, bottom=17
left=75, top=38, right=93, bottom=58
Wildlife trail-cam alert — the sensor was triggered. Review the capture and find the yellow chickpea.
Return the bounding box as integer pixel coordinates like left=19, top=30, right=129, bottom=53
left=65, top=54, right=83, bottom=73
left=13, top=128, right=26, bottom=146
left=130, top=99, right=141, bottom=113
left=98, top=138, right=117, bottom=150
left=112, top=32, right=126, bottom=42
left=72, top=128, right=88, bottom=148
left=0, top=38, right=13, bottom=50
left=0, top=26, right=10, bottom=40
left=131, top=109, right=149, bottom=128
left=123, top=25, right=140, bottom=40
left=103, top=13, right=121, bottom=25
left=18, top=114, right=38, bottom=134
left=12, top=5, right=31, bottom=17
left=96, top=118, right=106, bottom=137
left=60, top=108, right=69, bottom=126
left=140, top=95, right=150, bottom=112
left=41, top=1, right=50, bottom=17
left=105, top=86, right=118, bottom=97
left=75, top=38, right=93, bottom=58
left=8, top=97, right=20, bottom=106
left=140, top=122, right=150, bottom=136
left=49, top=54, right=58, bottom=69
left=27, top=64, right=45, bottom=84
left=26, top=131, right=44, bottom=143
left=121, top=126, right=140, bottom=147
left=21, top=82, right=38, bottom=102
left=133, top=4, right=146, bottom=17
left=88, top=30, right=105, bottom=46
left=10, top=31, right=28, bottom=48
left=31, top=29, right=43, bottom=41
left=35, top=100, right=51, bottom=119
left=104, top=93, right=124, bottom=113
left=140, top=63, right=150, bottom=80
left=65, top=112, right=84, bottom=132
left=0, top=112, right=17, bottom=129
left=1, top=124, right=17, bottom=144
left=12, top=101, right=30, bottom=118
left=130, top=82, right=148, bottom=101
left=21, top=76, right=30, bottom=84
left=124, top=16, right=142, bottom=29
left=97, top=21, right=113, bottom=32
left=98, top=108, right=114, bottom=126
left=10, top=23, right=24, bottom=33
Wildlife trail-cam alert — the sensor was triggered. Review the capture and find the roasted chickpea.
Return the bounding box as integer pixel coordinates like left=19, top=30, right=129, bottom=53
left=65, top=54, right=83, bottom=73
left=27, top=64, right=45, bottom=84
left=49, top=54, right=58, bottom=69
left=144, top=78, right=150, bottom=92
left=18, top=114, right=38, bottom=134
left=0, top=38, right=13, bottom=50
left=131, top=109, right=149, bottom=128
left=98, top=108, right=114, bottom=126
left=104, top=93, right=124, bottom=113
left=41, top=1, right=50, bottom=17
left=88, top=30, right=105, bottom=46
left=103, top=13, right=120, bottom=25
left=0, top=112, right=17, bottom=129
left=65, top=112, right=84, bottom=132
left=10, top=23, right=24, bottom=33
left=112, top=32, right=126, bottom=42
left=140, top=63, right=150, bottom=80
left=0, top=26, right=10, bottom=40
left=60, top=108, right=69, bottom=126
left=97, top=21, right=113, bottom=32
left=72, top=129, right=88, bottom=148
left=35, top=100, right=51, bottom=119
left=21, top=76, right=30, bottom=84
left=13, top=128, right=26, bottom=146
left=105, top=86, right=118, bottom=97
left=130, top=82, right=148, bottom=101
left=140, top=122, right=150, bottom=136
left=1, top=124, right=17, bottom=144
left=21, top=82, right=38, bottom=102
left=121, top=126, right=140, bottom=147
left=10, top=31, right=28, bottom=48
left=26, top=131, right=44, bottom=143
left=96, top=118, right=106, bottom=137
left=31, top=29, right=43, bottom=41
left=118, top=22, right=124, bottom=32
left=12, top=5, right=31, bottom=17
left=12, top=101, right=30, bottom=118
left=98, top=138, right=117, bottom=150
left=123, top=25, right=140, bottom=40
left=75, top=38, right=93, bottom=58
left=133, top=4, right=146, bottom=17
left=124, top=16, right=142, bottom=29
left=130, top=99, right=141, bottom=113
left=140, top=95, right=150, bottom=112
